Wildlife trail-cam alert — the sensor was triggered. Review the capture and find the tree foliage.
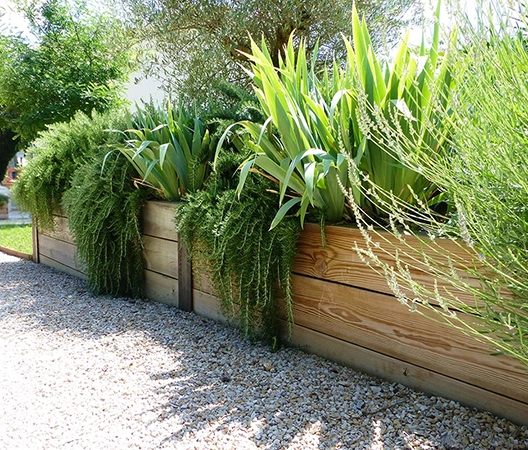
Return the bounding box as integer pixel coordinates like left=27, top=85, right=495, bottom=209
left=0, top=128, right=18, bottom=182
left=0, top=0, right=135, bottom=146
left=120, top=0, right=422, bottom=102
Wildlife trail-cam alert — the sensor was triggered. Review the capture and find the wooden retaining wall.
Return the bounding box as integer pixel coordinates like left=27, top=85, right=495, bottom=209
left=35, top=201, right=192, bottom=310
left=36, top=201, right=528, bottom=425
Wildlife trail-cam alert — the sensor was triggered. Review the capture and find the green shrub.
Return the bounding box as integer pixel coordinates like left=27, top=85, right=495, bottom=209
left=63, top=150, right=147, bottom=297
left=13, top=108, right=148, bottom=297
left=12, top=110, right=125, bottom=229
left=176, top=151, right=300, bottom=348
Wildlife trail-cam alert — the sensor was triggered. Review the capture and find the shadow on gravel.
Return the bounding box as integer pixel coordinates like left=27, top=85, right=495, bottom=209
left=1, top=256, right=526, bottom=450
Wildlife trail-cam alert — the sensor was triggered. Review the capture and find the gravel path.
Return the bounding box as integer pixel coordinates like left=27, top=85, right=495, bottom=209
left=0, top=252, right=527, bottom=450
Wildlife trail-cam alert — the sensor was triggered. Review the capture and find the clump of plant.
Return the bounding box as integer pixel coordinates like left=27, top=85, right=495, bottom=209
left=114, top=102, right=217, bottom=201
left=12, top=110, right=124, bottom=229
left=345, top=1, right=528, bottom=367
left=231, top=3, right=453, bottom=229
left=13, top=108, right=148, bottom=297
left=175, top=150, right=301, bottom=349
left=0, top=193, right=8, bottom=208
left=229, top=36, right=349, bottom=227
left=63, top=149, right=147, bottom=297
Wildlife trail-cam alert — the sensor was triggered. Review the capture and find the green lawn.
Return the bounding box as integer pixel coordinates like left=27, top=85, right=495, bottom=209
left=0, top=223, right=33, bottom=255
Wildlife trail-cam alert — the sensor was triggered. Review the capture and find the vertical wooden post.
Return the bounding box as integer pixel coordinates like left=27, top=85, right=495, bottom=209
left=177, top=242, right=193, bottom=312
left=31, top=219, right=40, bottom=263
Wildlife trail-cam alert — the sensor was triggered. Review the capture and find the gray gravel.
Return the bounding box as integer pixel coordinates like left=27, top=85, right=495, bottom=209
left=0, top=251, right=527, bottom=450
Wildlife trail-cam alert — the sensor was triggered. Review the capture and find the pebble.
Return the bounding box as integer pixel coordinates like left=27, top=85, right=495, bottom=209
left=0, top=251, right=527, bottom=449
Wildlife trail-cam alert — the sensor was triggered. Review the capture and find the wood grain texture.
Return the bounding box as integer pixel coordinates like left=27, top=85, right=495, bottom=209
left=39, top=254, right=87, bottom=280
left=32, top=221, right=39, bottom=263
left=295, top=223, right=485, bottom=307
left=39, top=234, right=85, bottom=274
left=142, top=235, right=178, bottom=279
left=191, top=259, right=216, bottom=295
left=193, top=289, right=228, bottom=324
left=290, top=273, right=528, bottom=403
left=178, top=243, right=193, bottom=312
left=39, top=215, right=74, bottom=244
left=284, top=321, right=528, bottom=426
left=143, top=269, right=178, bottom=306
left=142, top=201, right=178, bottom=241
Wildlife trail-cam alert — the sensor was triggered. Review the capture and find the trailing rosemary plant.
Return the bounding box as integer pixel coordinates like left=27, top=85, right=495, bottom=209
left=175, top=152, right=301, bottom=349
left=14, top=108, right=148, bottom=297
left=12, top=110, right=123, bottom=230
left=63, top=149, right=147, bottom=297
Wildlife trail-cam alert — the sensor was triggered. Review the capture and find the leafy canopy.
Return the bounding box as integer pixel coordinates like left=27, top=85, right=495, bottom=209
left=120, top=0, right=422, bottom=102
left=0, top=0, right=136, bottom=145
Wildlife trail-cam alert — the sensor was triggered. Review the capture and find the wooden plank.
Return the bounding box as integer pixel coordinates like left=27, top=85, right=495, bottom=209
left=142, top=235, right=178, bottom=279
left=193, top=289, right=228, bottom=324
left=191, top=262, right=216, bottom=295
left=51, top=216, right=73, bottom=243
left=143, top=269, right=178, bottom=306
left=38, top=215, right=74, bottom=244
left=142, top=201, right=178, bottom=241
left=178, top=243, right=193, bottom=312
left=39, top=234, right=85, bottom=274
left=295, top=223, right=485, bottom=307
left=0, top=245, right=32, bottom=260
left=290, top=274, right=528, bottom=403
left=283, top=322, right=528, bottom=426
left=32, top=221, right=39, bottom=263
left=52, top=208, right=68, bottom=219
left=39, top=254, right=87, bottom=280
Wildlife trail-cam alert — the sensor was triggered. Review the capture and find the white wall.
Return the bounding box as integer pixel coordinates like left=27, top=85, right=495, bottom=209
left=125, top=73, right=166, bottom=107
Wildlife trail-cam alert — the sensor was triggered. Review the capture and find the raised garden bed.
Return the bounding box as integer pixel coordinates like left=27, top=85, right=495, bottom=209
left=34, top=200, right=528, bottom=425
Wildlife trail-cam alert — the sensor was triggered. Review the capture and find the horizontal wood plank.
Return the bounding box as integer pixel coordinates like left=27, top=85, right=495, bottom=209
left=143, top=269, right=178, bottom=306
left=290, top=274, right=528, bottom=403
left=39, top=234, right=85, bottom=274
left=0, top=245, right=32, bottom=260
left=193, top=289, right=228, bottom=324
left=39, top=216, right=74, bottom=244
left=284, top=321, right=528, bottom=426
left=51, top=209, right=68, bottom=219
left=39, top=254, right=87, bottom=280
left=191, top=257, right=217, bottom=295
left=142, top=235, right=179, bottom=279
left=142, top=201, right=178, bottom=241
left=295, top=223, right=486, bottom=307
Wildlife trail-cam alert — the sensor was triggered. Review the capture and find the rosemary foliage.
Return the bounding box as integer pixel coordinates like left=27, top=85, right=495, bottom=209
left=175, top=153, right=301, bottom=348
left=63, top=150, right=147, bottom=297
left=12, top=110, right=123, bottom=230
